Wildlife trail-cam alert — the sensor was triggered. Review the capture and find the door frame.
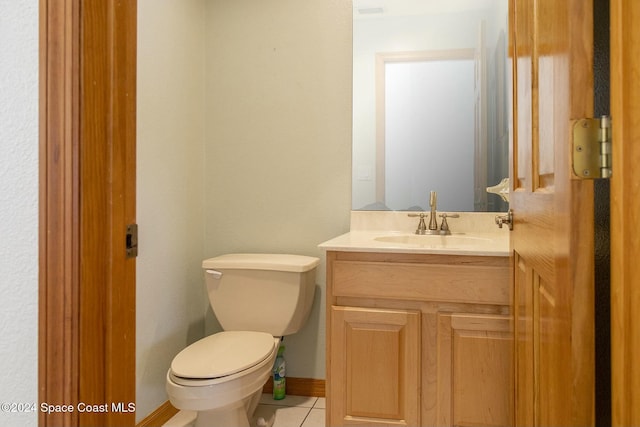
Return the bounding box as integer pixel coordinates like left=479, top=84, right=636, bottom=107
left=39, top=1, right=136, bottom=426
left=610, top=0, right=640, bottom=424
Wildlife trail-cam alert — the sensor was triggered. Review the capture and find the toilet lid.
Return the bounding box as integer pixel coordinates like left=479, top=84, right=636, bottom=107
left=171, top=331, right=276, bottom=379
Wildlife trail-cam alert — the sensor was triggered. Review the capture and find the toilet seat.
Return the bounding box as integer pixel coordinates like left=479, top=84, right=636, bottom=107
left=170, top=331, right=278, bottom=383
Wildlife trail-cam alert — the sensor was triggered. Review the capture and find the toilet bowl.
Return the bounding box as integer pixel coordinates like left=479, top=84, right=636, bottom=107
left=165, top=254, right=319, bottom=427
left=166, top=331, right=280, bottom=427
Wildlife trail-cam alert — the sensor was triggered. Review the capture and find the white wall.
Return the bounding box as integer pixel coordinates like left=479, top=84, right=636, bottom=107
left=137, top=0, right=351, bottom=420
left=203, top=0, right=352, bottom=380
left=136, top=0, right=206, bottom=422
left=0, top=1, right=39, bottom=426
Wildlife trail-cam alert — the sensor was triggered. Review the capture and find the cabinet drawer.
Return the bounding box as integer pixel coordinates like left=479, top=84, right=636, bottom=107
left=331, top=260, right=510, bottom=305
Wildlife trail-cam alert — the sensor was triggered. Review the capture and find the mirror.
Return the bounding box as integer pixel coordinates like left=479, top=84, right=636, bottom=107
left=352, top=0, right=509, bottom=212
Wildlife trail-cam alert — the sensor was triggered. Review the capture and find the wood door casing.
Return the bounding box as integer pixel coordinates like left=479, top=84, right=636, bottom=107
left=510, top=0, right=595, bottom=425
left=79, top=1, right=137, bottom=426
left=610, top=0, right=640, bottom=424
left=39, top=1, right=136, bottom=426
left=39, top=1, right=81, bottom=425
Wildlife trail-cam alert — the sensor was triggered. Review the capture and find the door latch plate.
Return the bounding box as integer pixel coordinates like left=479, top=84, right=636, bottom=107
left=126, top=224, right=138, bottom=258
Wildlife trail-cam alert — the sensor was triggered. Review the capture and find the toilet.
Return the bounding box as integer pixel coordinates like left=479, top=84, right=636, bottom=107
left=166, top=253, right=319, bottom=427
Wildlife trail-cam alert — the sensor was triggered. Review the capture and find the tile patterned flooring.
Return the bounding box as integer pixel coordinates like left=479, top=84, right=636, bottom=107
left=254, top=394, right=325, bottom=427
left=163, top=394, right=326, bottom=427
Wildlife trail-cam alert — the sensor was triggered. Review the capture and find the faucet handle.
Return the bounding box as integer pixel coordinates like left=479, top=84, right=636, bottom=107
left=438, top=213, right=459, bottom=234
left=438, top=213, right=460, bottom=218
left=408, top=212, right=428, bottom=234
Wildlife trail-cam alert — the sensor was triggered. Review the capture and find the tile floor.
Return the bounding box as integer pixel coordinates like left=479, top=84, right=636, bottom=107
left=163, top=394, right=325, bottom=427
left=254, top=394, right=325, bottom=427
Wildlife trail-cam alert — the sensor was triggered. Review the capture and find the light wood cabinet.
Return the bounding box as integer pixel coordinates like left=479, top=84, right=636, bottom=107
left=326, top=251, right=512, bottom=427
left=330, top=306, right=420, bottom=425
left=436, top=313, right=513, bottom=426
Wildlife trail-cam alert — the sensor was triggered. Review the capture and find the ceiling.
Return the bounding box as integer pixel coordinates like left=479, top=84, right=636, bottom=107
left=353, top=0, right=498, bottom=19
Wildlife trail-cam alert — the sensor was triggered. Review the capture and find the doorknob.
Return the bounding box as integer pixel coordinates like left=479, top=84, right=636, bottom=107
left=495, top=209, right=513, bottom=230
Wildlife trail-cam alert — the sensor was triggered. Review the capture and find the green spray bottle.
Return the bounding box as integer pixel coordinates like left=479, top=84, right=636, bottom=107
left=273, top=344, right=286, bottom=400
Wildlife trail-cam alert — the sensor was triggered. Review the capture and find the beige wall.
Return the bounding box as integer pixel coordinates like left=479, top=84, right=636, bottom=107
left=137, top=0, right=351, bottom=420
left=203, top=0, right=351, bottom=378
left=136, top=0, right=206, bottom=422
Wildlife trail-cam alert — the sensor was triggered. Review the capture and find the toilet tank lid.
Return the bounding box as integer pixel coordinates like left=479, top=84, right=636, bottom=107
left=202, top=253, right=320, bottom=273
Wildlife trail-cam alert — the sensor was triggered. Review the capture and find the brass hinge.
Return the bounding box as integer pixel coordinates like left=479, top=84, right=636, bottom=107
left=572, top=115, right=612, bottom=179
left=126, top=224, right=138, bottom=258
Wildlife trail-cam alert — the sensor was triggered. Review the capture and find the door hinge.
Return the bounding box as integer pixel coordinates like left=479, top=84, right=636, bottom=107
left=572, top=115, right=612, bottom=179
left=126, top=223, right=138, bottom=258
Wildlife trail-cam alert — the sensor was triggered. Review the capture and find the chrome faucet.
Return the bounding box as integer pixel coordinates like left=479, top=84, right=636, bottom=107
left=428, top=191, right=438, bottom=232
left=408, top=191, right=459, bottom=235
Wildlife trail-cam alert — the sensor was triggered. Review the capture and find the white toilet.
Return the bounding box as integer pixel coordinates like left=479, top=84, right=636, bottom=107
left=165, top=253, right=319, bottom=427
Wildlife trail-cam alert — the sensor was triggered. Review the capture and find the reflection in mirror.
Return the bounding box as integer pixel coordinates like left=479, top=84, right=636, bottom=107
left=352, top=0, right=509, bottom=212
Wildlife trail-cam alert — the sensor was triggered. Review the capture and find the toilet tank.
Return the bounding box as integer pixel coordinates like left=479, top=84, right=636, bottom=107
left=202, top=254, right=319, bottom=336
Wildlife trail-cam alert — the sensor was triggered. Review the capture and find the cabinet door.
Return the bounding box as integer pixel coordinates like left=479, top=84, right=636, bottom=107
left=436, top=313, right=513, bottom=426
left=329, top=306, right=420, bottom=426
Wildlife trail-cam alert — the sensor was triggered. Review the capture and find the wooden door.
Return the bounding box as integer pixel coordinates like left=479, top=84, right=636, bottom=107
left=510, top=0, right=595, bottom=425
left=39, top=1, right=137, bottom=426
left=330, top=306, right=420, bottom=426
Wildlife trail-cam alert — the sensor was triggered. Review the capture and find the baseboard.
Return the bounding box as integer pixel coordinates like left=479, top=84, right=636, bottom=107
left=262, top=377, right=325, bottom=397
left=136, top=378, right=324, bottom=427
left=136, top=400, right=179, bottom=427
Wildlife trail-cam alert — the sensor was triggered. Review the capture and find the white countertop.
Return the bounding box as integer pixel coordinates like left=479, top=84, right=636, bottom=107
left=318, top=211, right=511, bottom=256
left=319, top=230, right=509, bottom=256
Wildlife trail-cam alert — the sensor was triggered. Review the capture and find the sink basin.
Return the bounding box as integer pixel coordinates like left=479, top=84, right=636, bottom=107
left=374, top=233, right=493, bottom=248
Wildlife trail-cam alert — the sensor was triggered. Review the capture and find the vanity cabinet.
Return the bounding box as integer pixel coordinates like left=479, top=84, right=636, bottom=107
left=326, top=251, right=512, bottom=427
